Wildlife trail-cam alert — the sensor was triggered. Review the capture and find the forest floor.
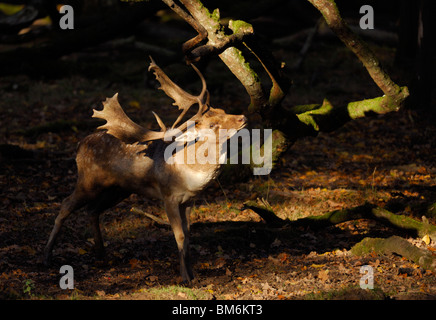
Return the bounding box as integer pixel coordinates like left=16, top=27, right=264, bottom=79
left=1, top=23, right=436, bottom=300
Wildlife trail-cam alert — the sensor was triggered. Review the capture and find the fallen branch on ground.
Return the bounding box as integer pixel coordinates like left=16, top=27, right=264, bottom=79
left=242, top=201, right=436, bottom=271
left=244, top=202, right=436, bottom=241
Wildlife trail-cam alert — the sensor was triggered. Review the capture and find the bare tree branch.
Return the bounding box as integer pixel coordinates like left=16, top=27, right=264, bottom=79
left=307, top=0, right=409, bottom=107
left=160, top=0, right=208, bottom=56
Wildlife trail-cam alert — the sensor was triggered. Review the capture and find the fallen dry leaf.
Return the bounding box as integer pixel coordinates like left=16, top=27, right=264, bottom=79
left=422, top=234, right=431, bottom=245
left=318, top=269, right=329, bottom=283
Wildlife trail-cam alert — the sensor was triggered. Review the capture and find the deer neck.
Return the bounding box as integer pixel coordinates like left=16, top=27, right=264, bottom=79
left=163, top=137, right=223, bottom=193
left=184, top=136, right=222, bottom=171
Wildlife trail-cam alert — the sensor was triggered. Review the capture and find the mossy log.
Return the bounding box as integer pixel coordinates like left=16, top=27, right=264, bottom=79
left=351, top=236, right=436, bottom=272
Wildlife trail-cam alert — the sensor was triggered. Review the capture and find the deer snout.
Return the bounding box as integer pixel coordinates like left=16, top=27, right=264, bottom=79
left=237, top=115, right=247, bottom=124
left=237, top=115, right=247, bottom=129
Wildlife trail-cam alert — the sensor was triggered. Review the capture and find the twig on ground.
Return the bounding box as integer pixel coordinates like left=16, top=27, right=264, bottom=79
left=131, top=207, right=170, bottom=225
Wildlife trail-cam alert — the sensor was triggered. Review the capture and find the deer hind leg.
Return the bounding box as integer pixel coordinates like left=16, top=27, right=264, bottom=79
left=43, top=189, right=87, bottom=265
left=86, top=187, right=130, bottom=260
left=164, top=199, right=194, bottom=283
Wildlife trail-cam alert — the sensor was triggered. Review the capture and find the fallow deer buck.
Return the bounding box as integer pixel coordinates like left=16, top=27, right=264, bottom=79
left=43, top=57, right=247, bottom=282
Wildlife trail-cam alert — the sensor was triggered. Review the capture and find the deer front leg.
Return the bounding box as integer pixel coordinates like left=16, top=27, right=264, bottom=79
left=88, top=212, right=105, bottom=260
left=164, top=199, right=193, bottom=283
left=180, top=202, right=192, bottom=276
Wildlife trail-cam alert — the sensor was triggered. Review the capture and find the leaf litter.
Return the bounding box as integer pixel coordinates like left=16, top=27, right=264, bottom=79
left=0, top=42, right=436, bottom=300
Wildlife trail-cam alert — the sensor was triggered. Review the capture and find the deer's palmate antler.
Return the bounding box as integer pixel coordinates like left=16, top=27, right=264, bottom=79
left=92, top=56, right=209, bottom=143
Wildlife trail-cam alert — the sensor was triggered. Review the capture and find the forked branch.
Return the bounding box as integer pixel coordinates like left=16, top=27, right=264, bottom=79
left=162, top=0, right=281, bottom=112
left=160, top=0, right=208, bottom=57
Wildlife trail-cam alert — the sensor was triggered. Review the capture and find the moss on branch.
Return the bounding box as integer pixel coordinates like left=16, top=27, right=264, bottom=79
left=291, top=87, right=409, bottom=134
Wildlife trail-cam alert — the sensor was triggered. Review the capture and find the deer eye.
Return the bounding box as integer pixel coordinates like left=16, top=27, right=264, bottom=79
left=209, top=123, right=216, bottom=129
